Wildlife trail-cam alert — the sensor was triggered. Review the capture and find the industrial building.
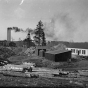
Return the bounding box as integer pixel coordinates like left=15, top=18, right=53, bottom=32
left=7, top=27, right=11, bottom=41
left=45, top=49, right=71, bottom=62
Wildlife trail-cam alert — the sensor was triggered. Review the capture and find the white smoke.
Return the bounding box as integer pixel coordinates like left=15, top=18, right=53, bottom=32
left=44, top=12, right=76, bottom=41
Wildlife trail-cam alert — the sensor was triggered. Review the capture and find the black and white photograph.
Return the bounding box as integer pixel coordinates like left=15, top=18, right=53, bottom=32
left=0, top=0, right=88, bottom=87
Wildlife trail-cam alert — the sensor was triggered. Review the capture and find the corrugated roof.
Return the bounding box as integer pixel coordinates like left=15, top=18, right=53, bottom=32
left=68, top=42, right=88, bottom=49
left=45, top=49, right=71, bottom=54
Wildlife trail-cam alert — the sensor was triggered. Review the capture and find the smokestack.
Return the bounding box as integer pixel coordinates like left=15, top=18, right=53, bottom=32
left=7, top=27, right=11, bottom=41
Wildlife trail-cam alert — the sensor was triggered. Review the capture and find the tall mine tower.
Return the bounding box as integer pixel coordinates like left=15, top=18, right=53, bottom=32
left=7, top=27, right=11, bottom=41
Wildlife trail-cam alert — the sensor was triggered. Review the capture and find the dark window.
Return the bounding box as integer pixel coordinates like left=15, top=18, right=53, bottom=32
left=73, top=49, right=75, bottom=53
left=71, top=49, right=75, bottom=53
left=76, top=50, right=78, bottom=53
left=76, top=50, right=81, bottom=55
left=79, top=50, right=81, bottom=54
left=82, top=50, right=86, bottom=54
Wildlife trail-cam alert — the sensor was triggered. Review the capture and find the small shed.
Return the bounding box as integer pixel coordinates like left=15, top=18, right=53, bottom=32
left=39, top=50, right=45, bottom=57
left=35, top=46, right=48, bottom=56
left=45, top=49, right=71, bottom=62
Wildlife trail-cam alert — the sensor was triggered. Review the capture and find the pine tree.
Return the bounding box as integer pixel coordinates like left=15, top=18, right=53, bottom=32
left=34, top=20, right=46, bottom=46
left=36, top=20, right=43, bottom=45
left=42, top=32, right=46, bottom=46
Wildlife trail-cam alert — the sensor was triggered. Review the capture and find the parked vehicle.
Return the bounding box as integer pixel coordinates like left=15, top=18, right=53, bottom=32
left=22, top=67, right=32, bottom=73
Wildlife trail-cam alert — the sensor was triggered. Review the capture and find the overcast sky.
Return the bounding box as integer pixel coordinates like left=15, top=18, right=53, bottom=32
left=0, top=0, right=88, bottom=42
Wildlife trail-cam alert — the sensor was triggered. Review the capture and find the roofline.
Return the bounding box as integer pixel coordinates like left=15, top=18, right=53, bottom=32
left=45, top=50, right=71, bottom=54
left=67, top=47, right=88, bottom=50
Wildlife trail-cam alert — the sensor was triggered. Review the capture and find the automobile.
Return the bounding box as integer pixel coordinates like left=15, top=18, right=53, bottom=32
left=22, top=67, right=32, bottom=73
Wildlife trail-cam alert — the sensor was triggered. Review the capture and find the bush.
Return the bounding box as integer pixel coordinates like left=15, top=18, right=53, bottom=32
left=0, top=47, right=15, bottom=59
left=9, top=42, right=16, bottom=47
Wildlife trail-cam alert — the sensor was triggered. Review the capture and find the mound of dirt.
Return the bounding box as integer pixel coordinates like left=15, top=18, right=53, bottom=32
left=48, top=43, right=67, bottom=51
left=13, top=47, right=36, bottom=56
left=24, top=47, right=35, bottom=56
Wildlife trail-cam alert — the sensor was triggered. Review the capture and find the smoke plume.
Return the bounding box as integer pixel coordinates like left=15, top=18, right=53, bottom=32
left=44, top=13, right=76, bottom=41
left=25, top=28, right=34, bottom=34
left=12, top=27, right=24, bottom=32
left=8, top=27, right=25, bottom=32
left=8, top=27, right=35, bottom=34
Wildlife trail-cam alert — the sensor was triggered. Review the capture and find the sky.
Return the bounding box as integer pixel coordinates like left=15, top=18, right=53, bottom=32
left=0, top=0, right=88, bottom=42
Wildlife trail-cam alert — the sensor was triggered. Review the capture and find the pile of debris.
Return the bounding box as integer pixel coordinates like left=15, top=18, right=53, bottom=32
left=24, top=47, right=35, bottom=56
left=14, top=47, right=36, bottom=56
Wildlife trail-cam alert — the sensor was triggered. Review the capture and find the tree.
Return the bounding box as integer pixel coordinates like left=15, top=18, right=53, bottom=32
left=33, top=20, right=46, bottom=46
left=42, top=32, right=46, bottom=46
left=9, top=42, right=16, bottom=47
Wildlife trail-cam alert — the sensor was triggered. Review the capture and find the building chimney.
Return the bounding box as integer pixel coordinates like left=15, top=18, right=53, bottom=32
left=7, top=27, right=11, bottom=41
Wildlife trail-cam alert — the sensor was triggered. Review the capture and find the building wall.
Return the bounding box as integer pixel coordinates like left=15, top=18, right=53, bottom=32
left=55, top=51, right=71, bottom=62
left=39, top=50, right=45, bottom=57
left=35, top=49, right=46, bottom=56
left=45, top=51, right=71, bottom=62
left=66, top=47, right=88, bottom=56
left=45, top=53, right=55, bottom=61
left=35, top=49, right=38, bottom=56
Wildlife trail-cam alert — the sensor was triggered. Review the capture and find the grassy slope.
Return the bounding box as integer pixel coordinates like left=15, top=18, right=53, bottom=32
left=8, top=54, right=88, bottom=70
left=8, top=55, right=64, bottom=69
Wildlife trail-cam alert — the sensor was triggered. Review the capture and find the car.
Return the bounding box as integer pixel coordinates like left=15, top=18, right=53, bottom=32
left=22, top=67, right=32, bottom=73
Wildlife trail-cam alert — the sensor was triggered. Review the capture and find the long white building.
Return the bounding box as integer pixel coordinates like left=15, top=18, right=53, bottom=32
left=66, top=43, right=88, bottom=56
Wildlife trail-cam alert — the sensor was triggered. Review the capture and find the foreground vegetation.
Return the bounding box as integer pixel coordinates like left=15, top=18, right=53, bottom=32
left=0, top=73, right=85, bottom=87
